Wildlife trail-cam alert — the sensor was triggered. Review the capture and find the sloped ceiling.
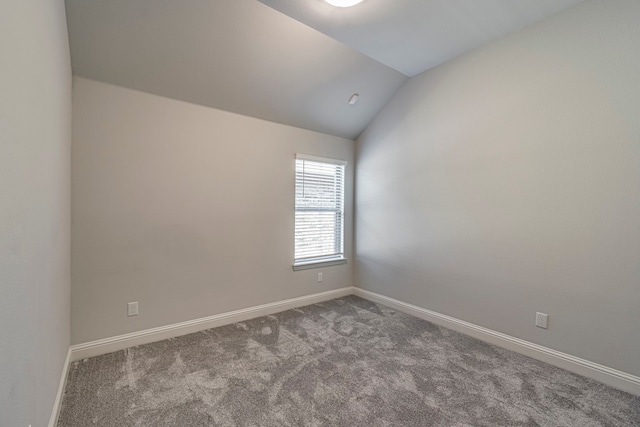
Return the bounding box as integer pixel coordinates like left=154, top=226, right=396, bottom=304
left=65, top=0, right=406, bottom=139
left=65, top=0, right=584, bottom=139
left=259, top=0, right=585, bottom=77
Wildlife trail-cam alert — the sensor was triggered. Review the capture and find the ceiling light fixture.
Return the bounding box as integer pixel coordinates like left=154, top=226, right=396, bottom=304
left=324, top=0, right=365, bottom=8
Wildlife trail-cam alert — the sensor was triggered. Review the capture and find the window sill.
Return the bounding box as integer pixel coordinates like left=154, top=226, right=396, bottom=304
left=292, top=258, right=347, bottom=271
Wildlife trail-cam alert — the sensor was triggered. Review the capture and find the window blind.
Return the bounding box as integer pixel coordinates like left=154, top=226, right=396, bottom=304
left=294, top=154, right=346, bottom=265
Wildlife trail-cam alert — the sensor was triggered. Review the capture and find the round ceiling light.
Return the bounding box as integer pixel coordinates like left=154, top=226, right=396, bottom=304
left=324, top=0, right=365, bottom=7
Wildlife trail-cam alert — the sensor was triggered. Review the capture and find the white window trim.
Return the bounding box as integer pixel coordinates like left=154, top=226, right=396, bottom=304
left=295, top=153, right=347, bottom=166
left=293, top=153, right=347, bottom=271
left=292, top=257, right=347, bottom=271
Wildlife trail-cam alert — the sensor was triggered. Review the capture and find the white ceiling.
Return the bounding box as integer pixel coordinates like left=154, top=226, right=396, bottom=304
left=259, top=0, right=584, bottom=77
left=65, top=0, right=406, bottom=139
left=65, top=0, right=584, bottom=139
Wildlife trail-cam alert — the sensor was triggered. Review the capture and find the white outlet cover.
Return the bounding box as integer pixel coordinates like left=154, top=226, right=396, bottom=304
left=535, top=312, right=548, bottom=329
left=128, top=301, right=139, bottom=316
left=317, top=272, right=323, bottom=282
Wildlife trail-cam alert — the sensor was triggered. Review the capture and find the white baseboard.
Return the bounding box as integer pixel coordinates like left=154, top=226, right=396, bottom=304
left=48, top=347, right=71, bottom=427
left=70, top=287, right=355, bottom=361
left=353, top=288, right=640, bottom=396
left=65, top=285, right=640, bottom=398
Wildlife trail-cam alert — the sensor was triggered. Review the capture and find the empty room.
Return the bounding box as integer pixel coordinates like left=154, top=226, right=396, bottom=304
left=1, top=0, right=639, bottom=426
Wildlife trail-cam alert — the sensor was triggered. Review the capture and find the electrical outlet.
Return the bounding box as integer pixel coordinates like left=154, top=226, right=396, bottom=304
left=317, top=272, right=323, bottom=282
left=128, top=301, right=139, bottom=317
left=535, top=312, right=548, bottom=329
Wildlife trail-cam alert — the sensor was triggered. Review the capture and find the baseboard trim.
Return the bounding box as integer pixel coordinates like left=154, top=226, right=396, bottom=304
left=48, top=347, right=71, bottom=427
left=66, top=285, right=640, bottom=396
left=353, top=288, right=640, bottom=396
left=70, top=287, right=355, bottom=361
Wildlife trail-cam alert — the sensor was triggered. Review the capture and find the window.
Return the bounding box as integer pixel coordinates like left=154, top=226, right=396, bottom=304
left=293, top=154, right=347, bottom=270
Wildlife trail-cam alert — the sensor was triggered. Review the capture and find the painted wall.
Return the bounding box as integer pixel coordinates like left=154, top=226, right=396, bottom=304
left=0, top=1, right=72, bottom=426
left=71, top=78, right=354, bottom=345
left=356, top=0, right=640, bottom=376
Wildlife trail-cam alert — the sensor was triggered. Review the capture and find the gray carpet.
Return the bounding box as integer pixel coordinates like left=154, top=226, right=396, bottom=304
left=58, top=296, right=640, bottom=426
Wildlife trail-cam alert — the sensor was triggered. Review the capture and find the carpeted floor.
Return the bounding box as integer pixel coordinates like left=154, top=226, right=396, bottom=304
left=58, top=296, right=639, bottom=426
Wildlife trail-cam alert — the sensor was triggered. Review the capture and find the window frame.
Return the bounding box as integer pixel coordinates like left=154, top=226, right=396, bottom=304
left=292, top=153, right=347, bottom=271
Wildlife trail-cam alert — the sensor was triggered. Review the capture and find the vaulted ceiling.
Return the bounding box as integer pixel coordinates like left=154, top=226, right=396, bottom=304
left=65, top=0, right=583, bottom=139
left=259, top=0, right=584, bottom=77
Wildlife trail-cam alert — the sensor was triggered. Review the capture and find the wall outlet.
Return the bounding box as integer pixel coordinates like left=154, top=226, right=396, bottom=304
left=128, top=301, right=139, bottom=317
left=535, top=312, right=548, bottom=329
left=317, top=272, right=323, bottom=282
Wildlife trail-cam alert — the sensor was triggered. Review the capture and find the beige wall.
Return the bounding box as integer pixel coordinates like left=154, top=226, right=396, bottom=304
left=356, top=0, right=640, bottom=376
left=71, top=78, right=354, bottom=345
left=0, top=1, right=72, bottom=426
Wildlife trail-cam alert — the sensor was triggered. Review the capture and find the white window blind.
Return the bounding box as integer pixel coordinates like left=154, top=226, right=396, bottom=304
left=294, top=154, right=346, bottom=268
